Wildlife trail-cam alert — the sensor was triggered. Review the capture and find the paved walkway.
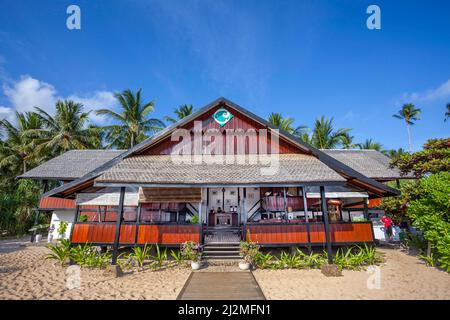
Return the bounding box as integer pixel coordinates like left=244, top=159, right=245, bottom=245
left=177, top=272, right=265, bottom=300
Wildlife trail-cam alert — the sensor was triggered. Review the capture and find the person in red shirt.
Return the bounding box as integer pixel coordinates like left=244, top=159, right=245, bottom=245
left=381, top=215, right=393, bottom=241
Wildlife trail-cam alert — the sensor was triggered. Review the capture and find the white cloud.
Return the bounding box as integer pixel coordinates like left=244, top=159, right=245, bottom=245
left=3, top=75, right=57, bottom=114
left=1, top=75, right=117, bottom=125
left=402, top=79, right=450, bottom=103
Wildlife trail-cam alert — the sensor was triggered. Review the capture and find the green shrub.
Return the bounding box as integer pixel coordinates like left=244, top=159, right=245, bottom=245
left=45, top=239, right=72, bottom=265
left=57, top=221, right=68, bottom=237
left=153, top=244, right=168, bottom=268
left=131, top=244, right=151, bottom=268
left=170, top=250, right=185, bottom=265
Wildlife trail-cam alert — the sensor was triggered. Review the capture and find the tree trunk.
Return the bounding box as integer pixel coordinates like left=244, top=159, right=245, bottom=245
left=406, top=123, right=412, bottom=152
left=130, top=134, right=135, bottom=148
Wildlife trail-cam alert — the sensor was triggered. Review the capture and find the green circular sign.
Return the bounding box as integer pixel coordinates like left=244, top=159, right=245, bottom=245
left=213, top=108, right=234, bottom=126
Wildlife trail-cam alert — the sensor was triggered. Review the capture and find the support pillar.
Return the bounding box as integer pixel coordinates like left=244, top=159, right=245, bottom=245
left=243, top=188, right=247, bottom=241
left=199, top=200, right=203, bottom=244
left=320, top=186, right=333, bottom=264
left=302, top=187, right=311, bottom=252
left=112, top=187, right=126, bottom=265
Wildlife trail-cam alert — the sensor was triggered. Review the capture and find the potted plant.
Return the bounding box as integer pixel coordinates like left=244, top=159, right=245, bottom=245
left=181, top=241, right=202, bottom=270
left=239, top=240, right=259, bottom=270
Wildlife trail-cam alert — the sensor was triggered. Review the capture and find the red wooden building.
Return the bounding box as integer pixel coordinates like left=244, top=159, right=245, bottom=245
left=21, top=98, right=407, bottom=261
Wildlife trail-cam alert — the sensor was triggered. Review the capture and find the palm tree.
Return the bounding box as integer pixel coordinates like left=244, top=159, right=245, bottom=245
left=340, top=132, right=356, bottom=149
left=96, top=89, right=165, bottom=148
left=310, top=116, right=350, bottom=149
left=356, top=138, right=384, bottom=152
left=0, top=112, right=43, bottom=174
left=393, top=103, right=421, bottom=152
left=33, top=100, right=100, bottom=157
left=164, top=104, right=194, bottom=124
left=267, top=113, right=308, bottom=138
left=387, top=147, right=407, bottom=160
left=445, top=103, right=450, bottom=122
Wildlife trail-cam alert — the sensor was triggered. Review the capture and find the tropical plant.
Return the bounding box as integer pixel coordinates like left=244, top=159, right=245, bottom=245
left=254, top=251, right=273, bottom=269
left=419, top=252, right=437, bottom=267
left=239, top=240, right=260, bottom=264
left=393, top=103, right=421, bottom=152
left=356, top=138, right=385, bottom=152
left=153, top=244, right=168, bottom=268
left=341, top=132, right=356, bottom=149
left=0, top=111, right=43, bottom=174
left=181, top=241, right=202, bottom=262
left=387, top=148, right=407, bottom=160
left=69, top=243, right=97, bottom=266
left=79, top=214, right=89, bottom=222
left=267, top=113, right=308, bottom=137
left=117, top=252, right=134, bottom=270
left=407, top=172, right=450, bottom=272
left=33, top=100, right=101, bottom=158
left=391, top=138, right=450, bottom=177
left=296, top=249, right=327, bottom=269
left=96, top=89, right=165, bottom=148
left=45, top=239, right=72, bottom=266
left=164, top=104, right=194, bottom=124
left=131, top=244, right=151, bottom=268
left=311, top=116, right=350, bottom=149
left=170, top=249, right=185, bottom=265
left=190, top=215, right=199, bottom=224
left=57, top=221, right=68, bottom=238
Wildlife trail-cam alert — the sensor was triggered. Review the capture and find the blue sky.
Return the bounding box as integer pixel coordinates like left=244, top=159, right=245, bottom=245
left=0, top=0, right=449, bottom=151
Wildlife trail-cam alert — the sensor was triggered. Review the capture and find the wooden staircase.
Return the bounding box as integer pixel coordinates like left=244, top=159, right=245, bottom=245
left=203, top=227, right=242, bottom=261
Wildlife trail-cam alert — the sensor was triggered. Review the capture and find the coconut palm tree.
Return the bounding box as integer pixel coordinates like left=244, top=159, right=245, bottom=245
left=340, top=132, right=356, bottom=149
left=356, top=138, right=384, bottom=152
left=393, top=103, right=421, bottom=152
left=267, top=113, right=308, bottom=138
left=164, top=104, right=194, bottom=124
left=445, top=103, right=450, bottom=122
left=310, top=116, right=350, bottom=149
left=0, top=111, right=43, bottom=174
left=33, top=100, right=100, bottom=158
left=387, top=147, right=407, bottom=160
left=96, top=89, right=165, bottom=148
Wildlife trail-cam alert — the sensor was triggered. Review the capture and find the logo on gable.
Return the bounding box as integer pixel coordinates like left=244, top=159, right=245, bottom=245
left=212, top=108, right=233, bottom=126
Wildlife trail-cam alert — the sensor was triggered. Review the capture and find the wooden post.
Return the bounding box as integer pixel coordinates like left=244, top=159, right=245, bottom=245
left=69, top=205, right=80, bottom=243
left=112, top=187, right=125, bottom=265
left=283, top=187, right=288, bottom=217
left=302, top=187, right=311, bottom=252
left=199, top=200, right=203, bottom=244
left=206, top=188, right=209, bottom=227
left=320, top=186, right=333, bottom=264
left=243, top=188, right=247, bottom=241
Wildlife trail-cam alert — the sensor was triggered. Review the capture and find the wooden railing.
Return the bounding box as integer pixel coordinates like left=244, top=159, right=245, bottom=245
left=71, top=223, right=200, bottom=245
left=246, top=222, right=374, bottom=245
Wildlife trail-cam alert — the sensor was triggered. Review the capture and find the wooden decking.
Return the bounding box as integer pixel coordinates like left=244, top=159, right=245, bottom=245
left=177, top=272, right=265, bottom=300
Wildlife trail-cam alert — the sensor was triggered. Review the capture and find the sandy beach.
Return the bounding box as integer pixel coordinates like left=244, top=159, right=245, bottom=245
left=0, top=240, right=191, bottom=300
left=253, top=248, right=450, bottom=300
left=1, top=240, right=449, bottom=300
